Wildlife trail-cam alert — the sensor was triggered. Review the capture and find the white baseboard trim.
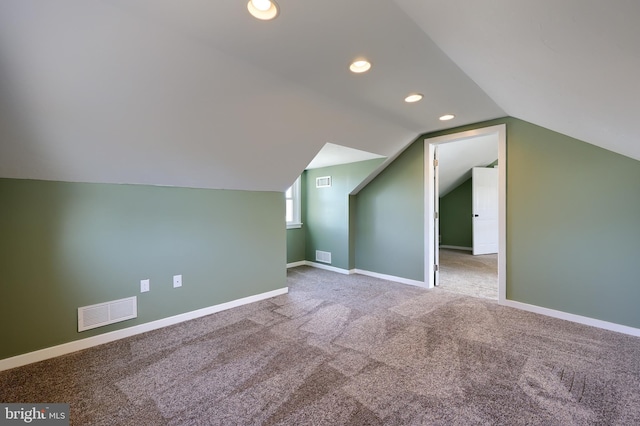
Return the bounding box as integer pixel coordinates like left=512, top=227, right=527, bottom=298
left=0, top=287, right=289, bottom=372
left=289, top=261, right=424, bottom=287
left=439, top=245, right=472, bottom=251
left=286, top=261, right=306, bottom=268
left=355, top=269, right=425, bottom=288
left=305, top=261, right=354, bottom=275
left=501, top=299, right=640, bottom=337
left=296, top=261, right=640, bottom=337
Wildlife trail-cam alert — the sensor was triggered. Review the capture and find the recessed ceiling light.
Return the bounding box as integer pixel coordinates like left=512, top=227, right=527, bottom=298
left=349, top=59, right=372, bottom=73
left=404, top=93, right=423, bottom=103
left=439, top=114, right=455, bottom=121
left=247, top=0, right=279, bottom=20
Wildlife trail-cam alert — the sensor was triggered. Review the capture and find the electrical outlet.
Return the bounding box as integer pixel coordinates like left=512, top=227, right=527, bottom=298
left=173, top=274, right=182, bottom=288
left=141, top=279, right=150, bottom=293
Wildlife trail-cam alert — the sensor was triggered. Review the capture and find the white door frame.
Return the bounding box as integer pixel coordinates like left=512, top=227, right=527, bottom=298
left=424, top=124, right=507, bottom=303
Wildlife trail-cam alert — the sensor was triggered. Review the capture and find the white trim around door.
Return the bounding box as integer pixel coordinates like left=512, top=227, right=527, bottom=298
left=424, top=124, right=507, bottom=303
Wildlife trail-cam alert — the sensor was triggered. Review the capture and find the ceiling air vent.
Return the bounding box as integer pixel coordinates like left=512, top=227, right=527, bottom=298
left=78, top=296, right=137, bottom=332
left=316, top=176, right=331, bottom=188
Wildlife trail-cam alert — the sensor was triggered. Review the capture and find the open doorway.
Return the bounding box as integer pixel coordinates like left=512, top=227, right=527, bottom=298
left=424, top=124, right=506, bottom=302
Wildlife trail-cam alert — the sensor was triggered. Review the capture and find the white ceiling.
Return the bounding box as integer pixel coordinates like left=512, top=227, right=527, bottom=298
left=395, top=0, right=640, bottom=162
left=0, top=1, right=637, bottom=192
left=306, top=143, right=385, bottom=170
left=438, top=135, right=498, bottom=197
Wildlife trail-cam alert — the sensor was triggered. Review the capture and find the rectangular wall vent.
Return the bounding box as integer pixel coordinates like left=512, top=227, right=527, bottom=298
left=316, top=250, right=332, bottom=264
left=78, top=296, right=137, bottom=332
left=316, top=176, right=331, bottom=188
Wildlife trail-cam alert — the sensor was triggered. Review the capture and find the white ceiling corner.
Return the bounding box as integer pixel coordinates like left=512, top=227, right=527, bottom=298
left=306, top=143, right=386, bottom=170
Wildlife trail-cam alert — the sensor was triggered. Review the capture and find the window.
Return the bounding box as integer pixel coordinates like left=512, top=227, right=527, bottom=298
left=286, top=176, right=302, bottom=229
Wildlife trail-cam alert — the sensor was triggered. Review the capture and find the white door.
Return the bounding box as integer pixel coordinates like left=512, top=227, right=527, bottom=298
left=472, top=167, right=498, bottom=255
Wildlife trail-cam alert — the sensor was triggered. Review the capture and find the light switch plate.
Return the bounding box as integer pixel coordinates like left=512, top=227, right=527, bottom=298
left=173, top=274, right=182, bottom=288
left=141, top=279, right=150, bottom=293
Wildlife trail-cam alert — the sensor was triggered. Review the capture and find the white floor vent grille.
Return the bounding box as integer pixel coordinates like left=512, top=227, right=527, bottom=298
left=316, top=250, right=332, bottom=264
left=78, top=296, right=137, bottom=332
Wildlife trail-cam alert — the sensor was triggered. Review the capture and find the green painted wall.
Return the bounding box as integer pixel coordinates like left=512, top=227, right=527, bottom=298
left=355, top=117, right=640, bottom=328
left=439, top=178, right=472, bottom=248
left=304, top=159, right=384, bottom=270
left=355, top=140, right=424, bottom=280
left=348, top=195, right=357, bottom=270
left=0, top=179, right=286, bottom=360
left=505, top=118, right=640, bottom=327
left=286, top=228, right=305, bottom=263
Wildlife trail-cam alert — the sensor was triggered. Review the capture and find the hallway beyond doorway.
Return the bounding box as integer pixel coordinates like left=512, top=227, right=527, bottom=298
left=438, top=248, right=497, bottom=299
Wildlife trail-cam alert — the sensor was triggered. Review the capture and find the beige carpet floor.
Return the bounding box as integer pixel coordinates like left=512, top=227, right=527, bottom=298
left=438, top=248, right=498, bottom=299
left=1, top=266, right=640, bottom=425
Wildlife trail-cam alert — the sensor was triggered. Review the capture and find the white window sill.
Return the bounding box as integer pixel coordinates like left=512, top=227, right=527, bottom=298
left=287, top=223, right=303, bottom=229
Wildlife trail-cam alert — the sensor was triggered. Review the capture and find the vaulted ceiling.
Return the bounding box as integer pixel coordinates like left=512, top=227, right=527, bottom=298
left=1, top=1, right=638, bottom=191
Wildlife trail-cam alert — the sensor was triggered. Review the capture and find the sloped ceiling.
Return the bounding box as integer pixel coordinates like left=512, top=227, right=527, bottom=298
left=305, top=144, right=385, bottom=170
left=395, top=0, right=640, bottom=162
left=438, top=135, right=498, bottom=197
left=0, top=1, right=637, bottom=192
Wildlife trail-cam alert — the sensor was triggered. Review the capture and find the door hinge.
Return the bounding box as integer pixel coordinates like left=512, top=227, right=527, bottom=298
left=433, top=159, right=439, bottom=167
left=434, top=211, right=439, bottom=219
left=434, top=264, right=439, bottom=272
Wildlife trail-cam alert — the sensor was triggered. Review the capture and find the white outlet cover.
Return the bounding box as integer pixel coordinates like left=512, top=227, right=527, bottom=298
left=173, top=274, right=182, bottom=288
left=141, top=279, right=150, bottom=293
